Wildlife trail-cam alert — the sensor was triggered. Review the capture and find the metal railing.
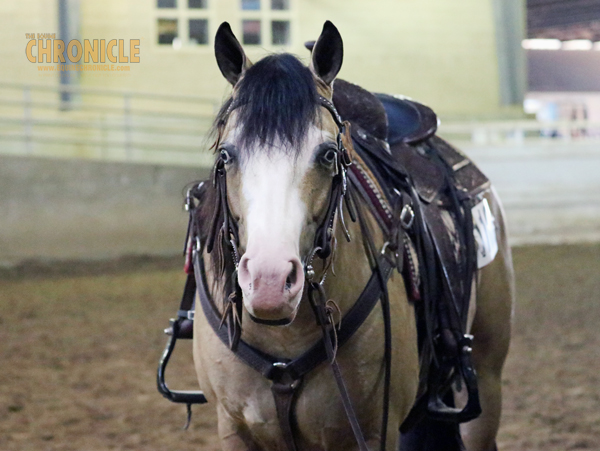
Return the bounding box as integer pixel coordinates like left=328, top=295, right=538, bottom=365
left=2, top=82, right=600, bottom=167
left=0, top=82, right=221, bottom=166
left=438, top=119, right=600, bottom=146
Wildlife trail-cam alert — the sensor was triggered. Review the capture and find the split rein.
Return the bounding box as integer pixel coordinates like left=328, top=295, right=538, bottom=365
left=191, top=95, right=392, bottom=451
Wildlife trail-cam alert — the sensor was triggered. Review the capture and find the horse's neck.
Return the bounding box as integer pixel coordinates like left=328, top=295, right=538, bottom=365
left=238, top=197, right=384, bottom=359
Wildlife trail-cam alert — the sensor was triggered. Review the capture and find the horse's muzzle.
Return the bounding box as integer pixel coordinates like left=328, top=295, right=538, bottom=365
left=237, top=253, right=304, bottom=323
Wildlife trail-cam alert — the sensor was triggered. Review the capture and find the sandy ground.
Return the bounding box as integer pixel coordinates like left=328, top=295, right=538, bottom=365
left=1, top=243, right=599, bottom=451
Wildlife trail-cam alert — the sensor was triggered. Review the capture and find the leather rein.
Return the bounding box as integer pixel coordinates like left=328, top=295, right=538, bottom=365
left=188, top=95, right=399, bottom=451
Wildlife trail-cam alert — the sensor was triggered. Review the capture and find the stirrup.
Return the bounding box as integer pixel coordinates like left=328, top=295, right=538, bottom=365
left=157, top=318, right=207, bottom=405
left=426, top=334, right=481, bottom=423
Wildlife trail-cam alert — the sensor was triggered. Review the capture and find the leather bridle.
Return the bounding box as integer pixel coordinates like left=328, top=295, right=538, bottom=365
left=206, top=95, right=356, bottom=327
left=191, top=94, right=395, bottom=451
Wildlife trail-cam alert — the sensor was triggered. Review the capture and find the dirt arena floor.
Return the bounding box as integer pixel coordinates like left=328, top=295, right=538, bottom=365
left=1, top=243, right=599, bottom=451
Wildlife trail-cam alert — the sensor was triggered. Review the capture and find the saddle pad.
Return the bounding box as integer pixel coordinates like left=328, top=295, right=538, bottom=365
left=472, top=198, right=498, bottom=269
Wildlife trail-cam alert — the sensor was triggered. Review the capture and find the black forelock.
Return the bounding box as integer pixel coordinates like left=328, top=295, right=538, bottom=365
left=214, top=53, right=320, bottom=155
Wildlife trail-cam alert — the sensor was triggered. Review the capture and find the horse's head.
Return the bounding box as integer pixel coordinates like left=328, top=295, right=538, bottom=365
left=211, top=21, right=346, bottom=324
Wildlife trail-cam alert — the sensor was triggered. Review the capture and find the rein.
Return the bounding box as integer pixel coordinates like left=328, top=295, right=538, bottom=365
left=190, top=95, right=397, bottom=451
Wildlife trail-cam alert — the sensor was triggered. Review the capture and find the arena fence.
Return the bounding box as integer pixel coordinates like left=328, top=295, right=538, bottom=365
left=439, top=119, right=600, bottom=147
left=0, top=81, right=219, bottom=167
left=2, top=82, right=600, bottom=168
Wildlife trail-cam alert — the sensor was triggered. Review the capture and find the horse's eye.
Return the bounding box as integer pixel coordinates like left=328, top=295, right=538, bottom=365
left=220, top=149, right=233, bottom=164
left=320, top=147, right=337, bottom=167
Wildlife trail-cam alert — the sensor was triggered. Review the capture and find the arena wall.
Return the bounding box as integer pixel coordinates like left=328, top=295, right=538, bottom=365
left=1, top=143, right=598, bottom=267
left=2, top=0, right=522, bottom=117
left=0, top=155, right=208, bottom=267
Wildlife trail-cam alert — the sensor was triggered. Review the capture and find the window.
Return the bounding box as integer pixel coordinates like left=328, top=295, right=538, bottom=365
left=188, top=0, right=207, bottom=8
left=243, top=20, right=261, bottom=45
left=157, top=18, right=178, bottom=45
left=156, top=0, right=211, bottom=47
left=239, top=0, right=292, bottom=47
left=271, top=20, right=289, bottom=45
left=158, top=0, right=177, bottom=8
left=189, top=19, right=208, bottom=45
left=271, top=0, right=288, bottom=10
left=241, top=0, right=261, bottom=10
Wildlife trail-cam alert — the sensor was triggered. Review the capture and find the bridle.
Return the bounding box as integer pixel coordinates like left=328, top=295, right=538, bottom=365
left=209, top=94, right=353, bottom=259
left=206, top=94, right=356, bottom=325
left=192, top=94, right=394, bottom=451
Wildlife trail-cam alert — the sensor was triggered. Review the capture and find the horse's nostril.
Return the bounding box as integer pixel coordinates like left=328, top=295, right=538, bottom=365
left=285, top=263, right=297, bottom=291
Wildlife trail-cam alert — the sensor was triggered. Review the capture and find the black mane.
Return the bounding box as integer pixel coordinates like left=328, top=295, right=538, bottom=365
left=214, top=53, right=319, bottom=154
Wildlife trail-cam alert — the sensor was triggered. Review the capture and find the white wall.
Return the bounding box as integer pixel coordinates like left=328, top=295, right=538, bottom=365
left=463, top=141, right=600, bottom=244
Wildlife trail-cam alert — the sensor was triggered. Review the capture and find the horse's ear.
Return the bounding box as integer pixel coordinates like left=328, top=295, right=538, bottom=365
left=215, top=22, right=250, bottom=86
left=310, top=21, right=343, bottom=86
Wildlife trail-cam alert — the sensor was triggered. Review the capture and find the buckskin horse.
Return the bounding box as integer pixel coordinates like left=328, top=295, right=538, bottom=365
left=158, top=21, right=514, bottom=451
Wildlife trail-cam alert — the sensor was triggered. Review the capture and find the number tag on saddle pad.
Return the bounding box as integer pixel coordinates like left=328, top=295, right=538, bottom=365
left=472, top=198, right=498, bottom=269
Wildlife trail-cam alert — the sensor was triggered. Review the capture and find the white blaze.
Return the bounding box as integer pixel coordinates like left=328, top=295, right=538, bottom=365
left=234, top=126, right=331, bottom=320
left=240, top=127, right=326, bottom=256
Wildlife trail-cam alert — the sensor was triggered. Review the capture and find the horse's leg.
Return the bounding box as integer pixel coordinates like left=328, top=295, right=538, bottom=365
left=216, top=402, right=261, bottom=451
left=459, top=189, right=514, bottom=451
left=194, top=300, right=260, bottom=451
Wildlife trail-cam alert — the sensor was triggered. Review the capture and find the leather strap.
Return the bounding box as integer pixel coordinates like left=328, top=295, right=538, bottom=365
left=308, top=280, right=370, bottom=451
left=271, top=375, right=302, bottom=451
left=193, top=249, right=394, bottom=383
left=349, top=185, right=394, bottom=451
left=193, top=247, right=393, bottom=451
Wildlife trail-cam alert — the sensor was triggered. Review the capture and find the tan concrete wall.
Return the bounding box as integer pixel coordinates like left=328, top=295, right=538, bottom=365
left=1, top=142, right=598, bottom=267
left=0, top=154, right=209, bottom=267
left=296, top=0, right=501, bottom=116
left=1, top=0, right=507, bottom=117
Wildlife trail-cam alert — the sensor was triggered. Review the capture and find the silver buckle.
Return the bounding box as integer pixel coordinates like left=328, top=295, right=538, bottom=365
left=400, top=204, right=415, bottom=229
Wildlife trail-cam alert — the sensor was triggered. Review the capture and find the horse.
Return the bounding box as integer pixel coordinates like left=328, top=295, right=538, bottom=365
left=188, top=21, right=514, bottom=451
